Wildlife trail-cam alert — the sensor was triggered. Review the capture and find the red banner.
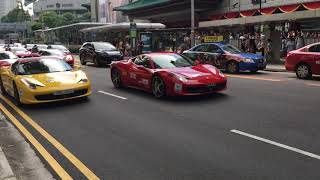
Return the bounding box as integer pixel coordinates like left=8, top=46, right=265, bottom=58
left=302, top=1, right=320, bottom=10
left=240, top=10, right=258, bottom=17
left=260, top=7, right=278, bottom=15
left=279, top=4, right=301, bottom=13
left=224, top=12, right=239, bottom=19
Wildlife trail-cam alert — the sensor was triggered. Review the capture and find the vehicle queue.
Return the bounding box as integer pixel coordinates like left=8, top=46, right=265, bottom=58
left=0, top=41, right=319, bottom=105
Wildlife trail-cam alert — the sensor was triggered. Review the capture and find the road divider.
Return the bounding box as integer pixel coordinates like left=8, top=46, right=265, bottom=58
left=226, top=74, right=284, bottom=82
left=98, top=90, right=127, bottom=100
left=0, top=95, right=100, bottom=180
left=0, top=103, right=73, bottom=180
left=230, top=129, right=320, bottom=160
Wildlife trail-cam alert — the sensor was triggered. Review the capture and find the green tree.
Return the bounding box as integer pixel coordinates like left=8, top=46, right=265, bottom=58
left=39, top=11, right=62, bottom=28
left=1, top=7, right=31, bottom=23
left=78, top=12, right=91, bottom=22
left=31, top=22, right=44, bottom=31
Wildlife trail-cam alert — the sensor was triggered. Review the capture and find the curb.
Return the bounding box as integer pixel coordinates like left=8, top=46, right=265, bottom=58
left=0, top=145, right=17, bottom=180
left=264, top=68, right=287, bottom=72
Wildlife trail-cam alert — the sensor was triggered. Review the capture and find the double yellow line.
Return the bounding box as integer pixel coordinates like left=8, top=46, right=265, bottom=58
left=0, top=95, right=99, bottom=180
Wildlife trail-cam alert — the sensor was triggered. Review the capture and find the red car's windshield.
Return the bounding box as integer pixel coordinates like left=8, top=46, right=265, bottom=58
left=152, top=54, right=195, bottom=69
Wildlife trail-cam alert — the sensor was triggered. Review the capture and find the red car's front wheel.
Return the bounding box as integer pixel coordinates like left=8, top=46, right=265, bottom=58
left=111, top=69, right=122, bottom=88
left=296, top=63, right=312, bottom=79
left=152, top=76, right=166, bottom=98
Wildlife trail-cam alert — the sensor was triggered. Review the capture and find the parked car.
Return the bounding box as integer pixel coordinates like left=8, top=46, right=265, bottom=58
left=0, top=51, right=18, bottom=67
left=49, top=45, right=71, bottom=54
left=79, top=42, right=123, bottom=66
left=38, top=49, right=74, bottom=66
left=0, top=57, right=91, bottom=105
left=183, top=43, right=267, bottom=73
left=10, top=47, right=40, bottom=58
left=285, top=42, right=320, bottom=79
left=110, top=53, right=227, bottom=98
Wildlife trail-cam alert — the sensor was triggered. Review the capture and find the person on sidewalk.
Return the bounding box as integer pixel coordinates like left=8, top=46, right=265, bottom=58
left=295, top=32, right=305, bottom=50
left=265, top=39, right=272, bottom=62
left=286, top=36, right=296, bottom=53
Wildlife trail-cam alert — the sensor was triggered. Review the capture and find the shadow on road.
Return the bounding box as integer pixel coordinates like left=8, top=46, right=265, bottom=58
left=115, top=87, right=229, bottom=104
left=20, top=97, right=90, bottom=110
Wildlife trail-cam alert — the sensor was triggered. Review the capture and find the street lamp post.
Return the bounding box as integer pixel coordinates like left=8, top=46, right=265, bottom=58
left=191, top=0, right=195, bottom=47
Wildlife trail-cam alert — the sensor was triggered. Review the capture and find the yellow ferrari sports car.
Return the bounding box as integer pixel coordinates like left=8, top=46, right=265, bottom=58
left=0, top=57, right=91, bottom=105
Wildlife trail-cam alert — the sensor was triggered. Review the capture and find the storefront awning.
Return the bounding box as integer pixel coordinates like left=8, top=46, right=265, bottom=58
left=200, top=9, right=320, bottom=28
left=80, top=23, right=166, bottom=33
left=114, top=0, right=171, bottom=11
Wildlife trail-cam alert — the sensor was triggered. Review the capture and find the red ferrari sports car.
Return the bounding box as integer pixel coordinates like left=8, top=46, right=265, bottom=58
left=286, top=42, right=320, bottom=79
left=110, top=53, right=227, bottom=98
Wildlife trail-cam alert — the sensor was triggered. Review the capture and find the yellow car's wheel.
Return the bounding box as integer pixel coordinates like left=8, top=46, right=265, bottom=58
left=0, top=78, right=8, bottom=96
left=13, top=82, right=22, bottom=106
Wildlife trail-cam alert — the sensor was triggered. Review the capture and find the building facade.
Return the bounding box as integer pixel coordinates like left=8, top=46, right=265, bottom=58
left=33, top=0, right=90, bottom=18
left=0, top=0, right=18, bottom=19
left=92, top=0, right=129, bottom=23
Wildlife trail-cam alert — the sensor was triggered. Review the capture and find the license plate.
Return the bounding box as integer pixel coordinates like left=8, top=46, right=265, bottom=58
left=53, top=90, right=74, bottom=95
left=207, top=84, right=216, bottom=88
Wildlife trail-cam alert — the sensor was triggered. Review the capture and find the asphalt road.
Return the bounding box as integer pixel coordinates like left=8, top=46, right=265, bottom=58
left=1, top=63, right=320, bottom=180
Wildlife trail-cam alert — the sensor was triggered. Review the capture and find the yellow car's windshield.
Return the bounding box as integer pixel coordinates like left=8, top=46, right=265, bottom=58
left=17, top=59, right=72, bottom=75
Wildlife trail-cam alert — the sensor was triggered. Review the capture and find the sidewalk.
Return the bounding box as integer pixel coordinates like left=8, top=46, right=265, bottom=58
left=0, top=113, right=54, bottom=180
left=265, top=64, right=286, bottom=72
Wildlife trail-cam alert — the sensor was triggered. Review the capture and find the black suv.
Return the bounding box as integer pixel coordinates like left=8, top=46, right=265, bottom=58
left=79, top=42, right=123, bottom=66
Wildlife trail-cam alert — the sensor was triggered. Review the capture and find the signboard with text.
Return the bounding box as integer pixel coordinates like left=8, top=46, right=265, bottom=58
left=203, top=36, right=224, bottom=43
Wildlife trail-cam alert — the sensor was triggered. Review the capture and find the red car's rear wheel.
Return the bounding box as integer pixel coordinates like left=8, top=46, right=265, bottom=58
left=152, top=76, right=166, bottom=98
left=296, top=63, right=312, bottom=79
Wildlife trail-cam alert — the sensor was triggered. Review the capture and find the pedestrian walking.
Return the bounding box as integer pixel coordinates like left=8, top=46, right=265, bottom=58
left=265, top=39, right=273, bottom=62
left=138, top=40, right=144, bottom=55
left=295, top=32, right=305, bottom=49
left=286, top=37, right=296, bottom=53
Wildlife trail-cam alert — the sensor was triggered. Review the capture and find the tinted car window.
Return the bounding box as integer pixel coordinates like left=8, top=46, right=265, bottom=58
left=17, top=59, right=72, bottom=75
left=193, top=45, right=208, bottom=52
left=207, top=45, right=222, bottom=53
left=0, top=52, right=18, bottom=60
left=92, top=42, right=117, bottom=51
left=309, top=45, right=320, bottom=52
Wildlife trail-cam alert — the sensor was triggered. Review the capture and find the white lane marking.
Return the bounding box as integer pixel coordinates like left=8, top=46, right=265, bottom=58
left=306, top=83, right=320, bottom=87
left=230, top=129, right=320, bottom=160
left=98, top=90, right=127, bottom=100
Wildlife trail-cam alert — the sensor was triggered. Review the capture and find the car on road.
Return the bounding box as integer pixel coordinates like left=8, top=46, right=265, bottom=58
left=10, top=47, right=40, bottom=58
left=38, top=49, right=75, bottom=66
left=79, top=42, right=123, bottom=66
left=285, top=42, right=320, bottom=79
left=183, top=43, right=267, bottom=73
left=110, top=53, right=227, bottom=98
left=0, top=57, right=91, bottom=105
left=0, top=51, right=18, bottom=67
left=25, top=44, right=48, bottom=51
left=49, top=45, right=71, bottom=54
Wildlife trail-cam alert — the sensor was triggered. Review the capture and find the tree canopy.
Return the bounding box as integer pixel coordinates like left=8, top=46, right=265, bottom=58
left=1, top=7, right=31, bottom=23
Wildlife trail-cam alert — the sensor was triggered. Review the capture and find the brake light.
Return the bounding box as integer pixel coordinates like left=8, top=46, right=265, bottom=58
left=65, top=55, right=74, bottom=61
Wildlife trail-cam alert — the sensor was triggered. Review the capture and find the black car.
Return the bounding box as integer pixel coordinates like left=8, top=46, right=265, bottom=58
left=79, top=42, right=123, bottom=66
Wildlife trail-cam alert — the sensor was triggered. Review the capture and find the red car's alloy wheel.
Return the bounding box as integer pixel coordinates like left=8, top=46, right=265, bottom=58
left=111, top=69, right=122, bottom=88
left=296, top=64, right=312, bottom=79
left=152, top=76, right=166, bottom=98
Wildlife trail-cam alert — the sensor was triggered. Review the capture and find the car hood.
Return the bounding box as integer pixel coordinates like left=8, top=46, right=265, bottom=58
left=20, top=70, right=88, bottom=88
left=237, top=53, right=263, bottom=59
left=167, top=65, right=218, bottom=78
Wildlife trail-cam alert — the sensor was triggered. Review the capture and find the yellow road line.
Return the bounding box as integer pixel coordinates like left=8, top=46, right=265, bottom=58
left=0, top=103, right=73, bottom=180
left=226, top=74, right=284, bottom=82
left=306, top=83, right=320, bottom=87
left=0, top=95, right=100, bottom=180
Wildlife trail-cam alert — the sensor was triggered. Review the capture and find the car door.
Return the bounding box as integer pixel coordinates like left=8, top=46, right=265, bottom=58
left=308, top=44, right=320, bottom=74
left=183, top=44, right=209, bottom=61
left=130, top=55, right=153, bottom=90
left=206, top=44, right=225, bottom=69
left=1, top=62, right=18, bottom=96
